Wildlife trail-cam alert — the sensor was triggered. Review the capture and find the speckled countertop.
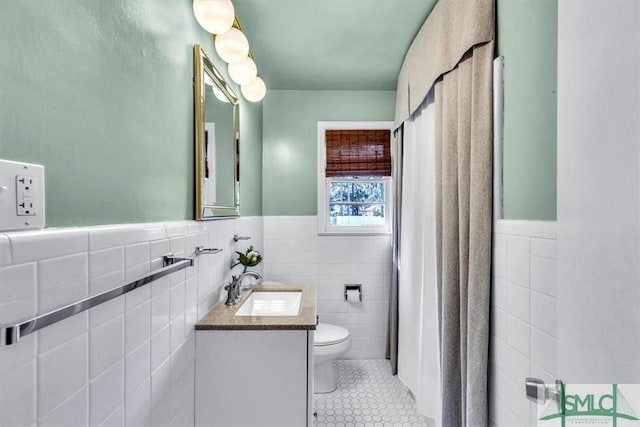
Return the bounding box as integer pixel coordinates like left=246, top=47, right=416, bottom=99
left=195, top=284, right=317, bottom=331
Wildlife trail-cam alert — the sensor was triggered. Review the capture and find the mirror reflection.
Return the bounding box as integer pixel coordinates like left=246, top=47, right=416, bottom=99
left=194, top=44, right=240, bottom=219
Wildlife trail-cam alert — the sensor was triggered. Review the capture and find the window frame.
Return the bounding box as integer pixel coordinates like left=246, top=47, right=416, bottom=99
left=317, top=121, right=394, bottom=235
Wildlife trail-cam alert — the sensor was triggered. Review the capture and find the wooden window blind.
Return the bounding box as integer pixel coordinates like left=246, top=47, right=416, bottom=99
left=325, top=129, right=391, bottom=177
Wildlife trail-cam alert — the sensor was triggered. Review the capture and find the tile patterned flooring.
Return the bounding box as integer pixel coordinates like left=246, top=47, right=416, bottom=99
left=314, top=359, right=433, bottom=427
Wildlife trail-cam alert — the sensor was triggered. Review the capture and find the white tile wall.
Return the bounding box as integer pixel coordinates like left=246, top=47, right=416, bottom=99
left=263, top=216, right=392, bottom=359
left=489, top=220, right=557, bottom=427
left=0, top=217, right=263, bottom=427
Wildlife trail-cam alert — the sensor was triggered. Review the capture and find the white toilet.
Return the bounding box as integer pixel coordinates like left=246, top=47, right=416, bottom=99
left=314, top=323, right=351, bottom=393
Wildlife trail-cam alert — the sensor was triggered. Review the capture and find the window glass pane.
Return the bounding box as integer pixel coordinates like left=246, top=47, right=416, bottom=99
left=329, top=180, right=385, bottom=203
left=329, top=181, right=350, bottom=202
left=329, top=203, right=385, bottom=226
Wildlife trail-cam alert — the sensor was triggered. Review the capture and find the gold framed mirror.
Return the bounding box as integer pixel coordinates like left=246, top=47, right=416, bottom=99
left=194, top=44, right=240, bottom=219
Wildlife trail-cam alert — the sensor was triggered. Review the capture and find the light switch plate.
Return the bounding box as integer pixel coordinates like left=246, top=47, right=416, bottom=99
left=0, top=159, right=45, bottom=231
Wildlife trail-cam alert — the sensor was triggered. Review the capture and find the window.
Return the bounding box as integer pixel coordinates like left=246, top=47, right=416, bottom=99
left=317, top=122, right=393, bottom=234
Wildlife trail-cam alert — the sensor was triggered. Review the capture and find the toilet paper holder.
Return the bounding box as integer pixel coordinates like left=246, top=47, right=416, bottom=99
left=344, top=284, right=362, bottom=302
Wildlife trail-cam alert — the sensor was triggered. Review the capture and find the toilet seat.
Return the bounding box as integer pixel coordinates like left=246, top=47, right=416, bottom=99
left=315, top=323, right=349, bottom=346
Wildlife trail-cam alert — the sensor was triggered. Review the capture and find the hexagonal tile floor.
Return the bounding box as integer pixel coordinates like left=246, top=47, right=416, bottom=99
left=314, top=359, right=434, bottom=427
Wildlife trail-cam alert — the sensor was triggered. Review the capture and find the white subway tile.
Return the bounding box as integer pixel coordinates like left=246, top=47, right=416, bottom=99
left=165, top=222, right=188, bottom=238
left=530, top=291, right=557, bottom=338
left=125, top=301, right=150, bottom=354
left=507, top=314, right=530, bottom=357
left=169, top=314, right=185, bottom=353
left=38, top=279, right=88, bottom=313
left=90, top=315, right=124, bottom=379
left=507, top=379, right=531, bottom=427
left=90, top=297, right=124, bottom=329
left=151, top=359, right=171, bottom=410
left=530, top=256, right=557, bottom=298
left=38, top=312, right=88, bottom=355
left=0, top=262, right=36, bottom=302
left=38, top=253, right=88, bottom=292
left=89, top=247, right=124, bottom=279
left=126, top=341, right=150, bottom=396
left=492, top=248, right=507, bottom=280
left=530, top=362, right=555, bottom=385
left=491, top=336, right=508, bottom=369
left=492, top=278, right=507, bottom=310
left=0, top=234, right=11, bottom=266
left=90, top=270, right=125, bottom=295
left=88, top=226, right=135, bottom=251
left=507, top=282, right=530, bottom=322
left=0, top=294, right=37, bottom=323
left=505, top=343, right=530, bottom=384
left=506, top=251, right=530, bottom=288
left=185, top=304, right=198, bottom=334
left=150, top=239, right=170, bottom=261
left=169, top=236, right=186, bottom=255
left=491, top=308, right=507, bottom=342
left=8, top=229, right=88, bottom=264
left=90, top=361, right=124, bottom=427
left=507, top=409, right=527, bottom=427
left=125, top=262, right=150, bottom=282
left=151, top=326, right=170, bottom=373
left=98, top=403, right=124, bottom=427
left=507, top=235, right=530, bottom=254
left=170, top=282, right=185, bottom=319
left=151, top=276, right=171, bottom=299
left=38, top=386, right=88, bottom=427
left=38, top=334, right=88, bottom=417
left=125, top=243, right=150, bottom=269
left=0, top=359, right=36, bottom=426
left=151, top=291, right=170, bottom=336
left=185, top=278, right=197, bottom=307
left=125, top=379, right=151, bottom=427
left=0, top=332, right=35, bottom=374
left=125, top=284, right=150, bottom=311
left=531, top=328, right=557, bottom=376
left=150, top=388, right=172, bottom=427
left=531, top=238, right=557, bottom=260
left=494, top=220, right=556, bottom=239
left=133, top=225, right=166, bottom=243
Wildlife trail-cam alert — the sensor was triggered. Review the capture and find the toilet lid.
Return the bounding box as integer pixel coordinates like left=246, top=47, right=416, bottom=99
left=315, top=323, right=349, bottom=346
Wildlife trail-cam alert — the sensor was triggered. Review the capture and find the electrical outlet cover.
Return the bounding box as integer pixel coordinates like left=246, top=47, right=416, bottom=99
left=0, top=159, right=45, bottom=231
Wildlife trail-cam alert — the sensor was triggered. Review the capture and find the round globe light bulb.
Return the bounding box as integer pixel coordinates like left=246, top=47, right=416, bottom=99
left=214, top=28, right=249, bottom=63
left=192, top=0, right=235, bottom=34
left=228, top=57, right=257, bottom=86
left=241, top=76, right=266, bottom=102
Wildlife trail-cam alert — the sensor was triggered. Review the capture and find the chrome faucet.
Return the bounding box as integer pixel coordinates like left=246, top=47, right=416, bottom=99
left=224, top=271, right=263, bottom=306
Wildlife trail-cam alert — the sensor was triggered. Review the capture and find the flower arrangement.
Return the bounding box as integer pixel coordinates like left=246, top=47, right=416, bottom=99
left=231, top=245, right=263, bottom=273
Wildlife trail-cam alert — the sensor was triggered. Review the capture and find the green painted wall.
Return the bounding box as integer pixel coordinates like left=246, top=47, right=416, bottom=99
left=497, top=0, right=558, bottom=220
left=0, top=0, right=262, bottom=227
left=262, top=90, right=395, bottom=215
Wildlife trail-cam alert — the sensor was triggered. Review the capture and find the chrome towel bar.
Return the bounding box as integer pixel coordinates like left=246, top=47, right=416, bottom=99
left=1, top=255, right=193, bottom=346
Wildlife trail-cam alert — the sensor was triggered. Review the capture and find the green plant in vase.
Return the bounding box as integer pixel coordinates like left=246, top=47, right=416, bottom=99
left=231, top=245, right=263, bottom=273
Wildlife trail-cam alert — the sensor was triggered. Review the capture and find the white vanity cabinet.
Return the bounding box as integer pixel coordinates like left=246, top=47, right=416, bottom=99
left=194, top=284, right=317, bottom=427
left=195, top=329, right=314, bottom=427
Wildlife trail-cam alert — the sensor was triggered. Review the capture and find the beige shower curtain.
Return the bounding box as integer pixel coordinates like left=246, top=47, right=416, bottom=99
left=434, top=40, right=493, bottom=426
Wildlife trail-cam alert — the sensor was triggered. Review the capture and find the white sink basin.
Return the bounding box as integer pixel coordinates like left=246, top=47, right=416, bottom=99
left=234, top=291, right=302, bottom=316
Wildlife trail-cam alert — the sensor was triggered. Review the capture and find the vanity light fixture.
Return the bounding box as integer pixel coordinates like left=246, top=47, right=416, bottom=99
left=228, top=56, right=257, bottom=86
left=193, top=0, right=235, bottom=34
left=214, top=27, right=249, bottom=63
left=193, top=0, right=266, bottom=102
left=241, top=76, right=266, bottom=102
